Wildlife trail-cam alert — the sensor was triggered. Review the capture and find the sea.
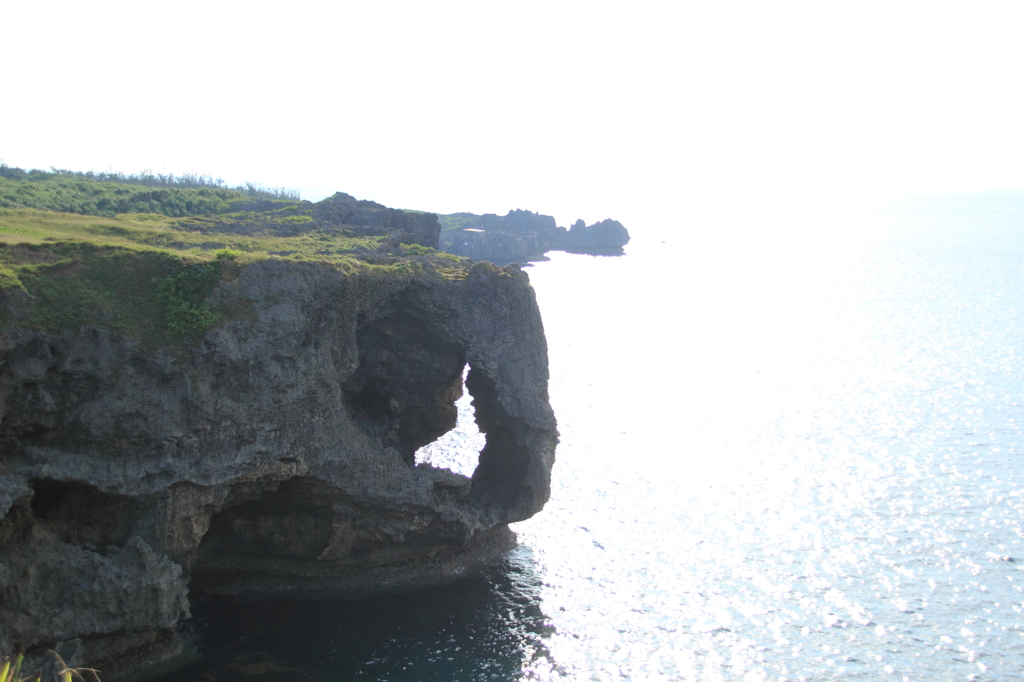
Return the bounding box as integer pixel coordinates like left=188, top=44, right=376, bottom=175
left=161, top=195, right=1024, bottom=681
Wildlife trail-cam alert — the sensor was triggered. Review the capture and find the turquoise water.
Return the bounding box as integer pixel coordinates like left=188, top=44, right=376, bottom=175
left=165, top=198, right=1024, bottom=681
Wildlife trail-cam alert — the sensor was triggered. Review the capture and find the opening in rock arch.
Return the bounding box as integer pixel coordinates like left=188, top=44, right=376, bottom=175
left=414, top=364, right=485, bottom=477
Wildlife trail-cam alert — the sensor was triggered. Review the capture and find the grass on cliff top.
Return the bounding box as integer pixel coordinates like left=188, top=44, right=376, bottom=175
left=0, top=208, right=472, bottom=344
left=0, top=208, right=378, bottom=260
left=0, top=167, right=298, bottom=217
left=0, top=208, right=472, bottom=272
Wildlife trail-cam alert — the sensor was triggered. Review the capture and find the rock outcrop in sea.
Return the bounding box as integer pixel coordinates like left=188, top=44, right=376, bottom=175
left=0, top=256, right=557, bottom=677
left=441, top=209, right=630, bottom=263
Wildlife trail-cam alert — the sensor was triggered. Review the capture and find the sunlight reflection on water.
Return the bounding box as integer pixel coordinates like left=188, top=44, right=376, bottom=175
left=416, top=366, right=485, bottom=478
left=508, top=205, right=1024, bottom=681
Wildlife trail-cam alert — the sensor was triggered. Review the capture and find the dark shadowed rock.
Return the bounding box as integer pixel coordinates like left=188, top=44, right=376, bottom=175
left=0, top=260, right=556, bottom=679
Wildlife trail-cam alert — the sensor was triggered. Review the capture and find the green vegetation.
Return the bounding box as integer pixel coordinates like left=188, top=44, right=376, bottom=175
left=399, top=243, right=434, bottom=256
left=0, top=164, right=473, bottom=344
left=0, top=654, right=22, bottom=682
left=0, top=207, right=434, bottom=263
left=437, top=213, right=480, bottom=233
left=1, top=241, right=230, bottom=342
left=0, top=167, right=301, bottom=219
left=0, top=164, right=298, bottom=203
left=156, top=250, right=234, bottom=336
left=437, top=212, right=481, bottom=242
left=436, top=212, right=497, bottom=250
left=1, top=651, right=99, bottom=682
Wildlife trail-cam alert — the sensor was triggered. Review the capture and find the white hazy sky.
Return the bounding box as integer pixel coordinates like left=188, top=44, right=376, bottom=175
left=4, top=0, right=1023, bottom=234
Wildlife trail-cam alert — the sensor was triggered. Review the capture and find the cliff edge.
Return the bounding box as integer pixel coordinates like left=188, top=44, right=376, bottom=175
left=0, top=252, right=557, bottom=677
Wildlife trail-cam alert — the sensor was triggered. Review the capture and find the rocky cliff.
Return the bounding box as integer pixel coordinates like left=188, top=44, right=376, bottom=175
left=0, top=258, right=557, bottom=678
left=440, top=210, right=630, bottom=263
left=563, top=218, right=630, bottom=252
left=310, top=193, right=441, bottom=247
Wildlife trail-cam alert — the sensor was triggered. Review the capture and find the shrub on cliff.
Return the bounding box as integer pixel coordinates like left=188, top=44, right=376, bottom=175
left=0, top=243, right=234, bottom=342
left=0, top=165, right=299, bottom=218
left=156, top=250, right=235, bottom=336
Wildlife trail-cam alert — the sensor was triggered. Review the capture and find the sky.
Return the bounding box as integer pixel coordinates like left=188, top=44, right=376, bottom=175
left=4, top=0, right=1023, bottom=234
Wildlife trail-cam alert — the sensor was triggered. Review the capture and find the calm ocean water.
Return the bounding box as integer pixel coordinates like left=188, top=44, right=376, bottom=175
left=164, top=197, right=1024, bottom=681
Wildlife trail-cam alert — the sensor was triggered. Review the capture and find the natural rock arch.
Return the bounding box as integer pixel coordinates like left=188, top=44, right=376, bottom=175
left=0, top=260, right=557, bottom=675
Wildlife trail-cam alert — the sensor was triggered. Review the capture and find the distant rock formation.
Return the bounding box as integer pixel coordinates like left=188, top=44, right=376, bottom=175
left=441, top=210, right=630, bottom=263
left=564, top=218, right=630, bottom=252
left=448, top=230, right=546, bottom=263
left=170, top=192, right=443, bottom=246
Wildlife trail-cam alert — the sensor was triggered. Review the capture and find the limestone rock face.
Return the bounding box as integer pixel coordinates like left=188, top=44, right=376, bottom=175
left=0, top=260, right=556, bottom=677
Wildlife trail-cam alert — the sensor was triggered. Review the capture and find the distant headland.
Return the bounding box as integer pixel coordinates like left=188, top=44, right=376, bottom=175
left=440, top=209, right=630, bottom=264
left=0, top=165, right=629, bottom=267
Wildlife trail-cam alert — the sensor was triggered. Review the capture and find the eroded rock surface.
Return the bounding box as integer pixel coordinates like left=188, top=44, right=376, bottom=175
left=0, top=260, right=556, bottom=678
